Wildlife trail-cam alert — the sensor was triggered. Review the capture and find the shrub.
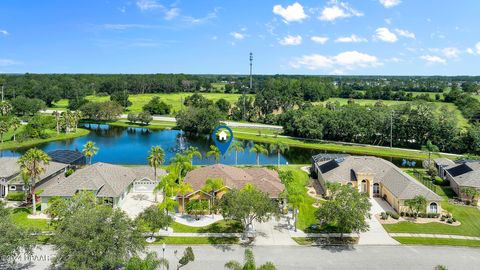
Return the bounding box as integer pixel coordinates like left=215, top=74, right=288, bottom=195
left=65, top=168, right=75, bottom=177
left=440, top=216, right=445, bottom=221
left=427, top=213, right=440, bottom=218
left=380, top=212, right=388, bottom=220
left=452, top=217, right=456, bottom=222
left=400, top=212, right=405, bottom=217
left=142, top=97, right=171, bottom=115
left=386, top=211, right=399, bottom=220
left=96, top=92, right=109, bottom=96
left=447, top=218, right=453, bottom=224
left=7, top=192, right=25, bottom=201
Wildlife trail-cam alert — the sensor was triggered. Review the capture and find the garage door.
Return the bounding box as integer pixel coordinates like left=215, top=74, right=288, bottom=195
left=133, top=180, right=157, bottom=193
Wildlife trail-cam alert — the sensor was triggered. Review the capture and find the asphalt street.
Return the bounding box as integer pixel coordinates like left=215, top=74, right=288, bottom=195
left=11, top=244, right=480, bottom=270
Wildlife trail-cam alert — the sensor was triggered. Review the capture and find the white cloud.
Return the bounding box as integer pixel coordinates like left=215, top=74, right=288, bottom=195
left=183, top=8, right=219, bottom=25
left=0, top=59, right=18, bottom=66
left=441, top=47, right=460, bottom=59
left=318, top=1, right=363, bottom=22
left=476, top=42, right=480, bottom=55
left=466, top=48, right=474, bottom=55
left=279, top=35, right=302, bottom=45
left=231, top=32, right=245, bottom=40
left=0, top=30, right=8, bottom=35
left=311, top=36, right=329, bottom=44
left=379, top=0, right=401, bottom=8
left=136, top=0, right=163, bottom=11
left=394, top=28, right=415, bottom=39
left=290, top=51, right=382, bottom=71
left=375, top=27, right=398, bottom=43
left=420, top=55, right=447, bottom=65
left=384, top=18, right=392, bottom=25
left=165, top=8, right=180, bottom=20
left=388, top=57, right=404, bottom=63
left=273, top=2, right=308, bottom=23
left=335, top=34, right=367, bottom=43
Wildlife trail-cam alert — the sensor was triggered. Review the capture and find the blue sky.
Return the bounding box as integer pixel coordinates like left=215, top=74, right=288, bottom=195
left=0, top=0, right=479, bottom=75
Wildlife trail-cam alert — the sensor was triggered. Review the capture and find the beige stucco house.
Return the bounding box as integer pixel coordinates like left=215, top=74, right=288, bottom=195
left=439, top=159, right=480, bottom=203
left=312, top=155, right=442, bottom=214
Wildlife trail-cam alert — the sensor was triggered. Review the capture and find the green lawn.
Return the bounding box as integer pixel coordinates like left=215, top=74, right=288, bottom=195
left=151, top=236, right=239, bottom=245
left=11, top=207, right=52, bottom=231
left=171, top=220, right=243, bottom=233
left=51, top=93, right=252, bottom=114
left=0, top=128, right=90, bottom=150
left=277, top=165, right=318, bottom=232
left=292, top=237, right=358, bottom=246
left=393, top=237, right=480, bottom=247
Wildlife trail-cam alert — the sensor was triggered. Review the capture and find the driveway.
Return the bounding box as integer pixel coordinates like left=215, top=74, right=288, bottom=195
left=253, top=216, right=297, bottom=246
left=358, top=198, right=399, bottom=245
left=120, top=192, right=160, bottom=219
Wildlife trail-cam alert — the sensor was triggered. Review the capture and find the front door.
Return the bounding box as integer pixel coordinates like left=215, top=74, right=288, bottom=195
left=373, top=183, right=380, bottom=196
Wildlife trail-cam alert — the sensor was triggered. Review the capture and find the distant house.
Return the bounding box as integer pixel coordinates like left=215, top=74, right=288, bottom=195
left=312, top=155, right=442, bottom=214
left=40, top=162, right=164, bottom=211
left=48, top=150, right=86, bottom=167
left=433, top=158, right=455, bottom=179
left=179, top=164, right=285, bottom=213
left=443, top=160, right=480, bottom=202
left=0, top=157, right=69, bottom=199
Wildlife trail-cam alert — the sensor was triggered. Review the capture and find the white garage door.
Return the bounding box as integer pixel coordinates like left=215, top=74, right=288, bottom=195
left=133, top=180, right=157, bottom=193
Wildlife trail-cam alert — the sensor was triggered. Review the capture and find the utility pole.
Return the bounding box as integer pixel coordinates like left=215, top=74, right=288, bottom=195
left=390, top=110, right=393, bottom=148
left=249, top=52, right=253, bottom=90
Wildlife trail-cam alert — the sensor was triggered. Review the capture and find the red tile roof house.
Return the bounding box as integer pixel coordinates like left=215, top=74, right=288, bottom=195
left=179, top=164, right=285, bottom=213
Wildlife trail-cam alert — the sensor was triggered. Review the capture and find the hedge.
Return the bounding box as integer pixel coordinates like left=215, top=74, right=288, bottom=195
left=6, top=192, right=25, bottom=201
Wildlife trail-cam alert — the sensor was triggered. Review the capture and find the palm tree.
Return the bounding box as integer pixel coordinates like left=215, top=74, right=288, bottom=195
left=155, top=171, right=179, bottom=215
left=183, top=146, right=202, bottom=164
left=269, top=142, right=289, bottom=168
left=177, top=181, right=193, bottom=215
left=206, top=145, right=221, bottom=163
left=125, top=252, right=169, bottom=270
left=0, top=119, right=8, bottom=143
left=0, top=101, right=13, bottom=116
left=73, top=110, right=82, bottom=132
left=17, top=148, right=51, bottom=215
left=421, top=140, right=439, bottom=165
left=10, top=116, right=20, bottom=141
left=229, top=141, right=244, bottom=165
left=148, top=146, right=165, bottom=202
left=225, top=249, right=276, bottom=270
left=170, top=153, right=193, bottom=182
left=287, top=186, right=305, bottom=232
left=250, top=144, right=269, bottom=166
left=82, top=141, right=98, bottom=165
left=202, top=178, right=224, bottom=213
left=52, top=110, right=60, bottom=134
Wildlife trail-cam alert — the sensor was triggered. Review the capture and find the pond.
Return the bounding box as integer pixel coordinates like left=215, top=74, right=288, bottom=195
left=0, top=124, right=419, bottom=167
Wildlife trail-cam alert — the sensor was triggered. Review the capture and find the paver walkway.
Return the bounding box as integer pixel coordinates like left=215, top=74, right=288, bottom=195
left=358, top=198, right=399, bottom=245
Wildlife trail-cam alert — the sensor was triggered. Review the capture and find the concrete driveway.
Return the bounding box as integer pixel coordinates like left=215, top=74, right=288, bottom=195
left=358, top=198, right=399, bottom=245
left=253, top=216, right=297, bottom=246
left=120, top=192, right=160, bottom=219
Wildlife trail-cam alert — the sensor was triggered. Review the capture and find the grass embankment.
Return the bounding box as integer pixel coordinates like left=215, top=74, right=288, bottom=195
left=0, top=128, right=90, bottom=151
left=51, top=93, right=251, bottom=114
left=384, top=169, right=480, bottom=238
left=171, top=220, right=243, bottom=233
left=152, top=236, right=239, bottom=245
left=393, top=237, right=480, bottom=247
left=81, top=119, right=176, bottom=130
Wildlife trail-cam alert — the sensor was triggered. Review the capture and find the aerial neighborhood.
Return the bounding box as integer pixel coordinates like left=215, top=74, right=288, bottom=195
left=1, top=1, right=480, bottom=269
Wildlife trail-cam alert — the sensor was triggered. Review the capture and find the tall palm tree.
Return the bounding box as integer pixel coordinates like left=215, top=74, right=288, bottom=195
left=229, top=141, right=244, bottom=165
left=250, top=144, right=269, bottom=166
left=183, top=146, right=202, bottom=164
left=287, top=186, right=305, bottom=232
left=269, top=142, right=289, bottom=168
left=170, top=153, right=193, bottom=182
left=155, top=171, right=179, bottom=215
left=148, top=146, right=165, bottom=202
left=0, top=119, right=8, bottom=143
left=73, top=110, right=82, bottom=132
left=17, top=148, right=51, bottom=215
left=10, top=116, right=21, bottom=142
left=225, top=249, right=276, bottom=270
left=52, top=111, right=60, bottom=134
left=177, top=181, right=193, bottom=215
left=82, top=141, right=98, bottom=165
left=206, top=145, right=221, bottom=163
left=202, top=178, right=224, bottom=213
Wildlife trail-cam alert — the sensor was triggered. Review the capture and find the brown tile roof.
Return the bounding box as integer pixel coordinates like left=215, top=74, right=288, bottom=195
left=183, top=164, right=285, bottom=198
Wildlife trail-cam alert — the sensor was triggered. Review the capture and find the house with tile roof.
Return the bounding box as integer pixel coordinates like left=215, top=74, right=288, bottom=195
left=0, top=157, right=69, bottom=199
left=312, top=155, right=442, bottom=214
left=39, top=162, right=164, bottom=211
left=179, top=164, right=285, bottom=213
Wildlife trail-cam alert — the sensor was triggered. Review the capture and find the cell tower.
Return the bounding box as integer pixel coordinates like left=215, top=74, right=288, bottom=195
left=249, top=52, right=253, bottom=89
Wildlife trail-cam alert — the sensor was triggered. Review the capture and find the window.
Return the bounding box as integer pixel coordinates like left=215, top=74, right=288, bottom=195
left=373, top=183, right=380, bottom=194
left=429, top=202, right=438, bottom=213
left=9, top=186, right=16, bottom=191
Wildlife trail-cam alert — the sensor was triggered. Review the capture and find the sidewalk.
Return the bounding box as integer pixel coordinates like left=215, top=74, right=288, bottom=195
left=389, top=233, right=480, bottom=240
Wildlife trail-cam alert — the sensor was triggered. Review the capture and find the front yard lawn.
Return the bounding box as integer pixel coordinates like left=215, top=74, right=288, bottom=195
left=384, top=202, right=480, bottom=237
left=11, top=207, right=52, bottom=231
left=171, top=220, right=243, bottom=233
left=393, top=237, right=480, bottom=247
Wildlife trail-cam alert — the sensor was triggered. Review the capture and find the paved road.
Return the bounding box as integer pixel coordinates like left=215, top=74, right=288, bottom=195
left=13, top=245, right=480, bottom=270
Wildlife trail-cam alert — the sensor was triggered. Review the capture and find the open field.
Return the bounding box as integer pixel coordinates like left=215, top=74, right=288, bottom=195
left=51, top=93, right=252, bottom=114
left=0, top=128, right=90, bottom=151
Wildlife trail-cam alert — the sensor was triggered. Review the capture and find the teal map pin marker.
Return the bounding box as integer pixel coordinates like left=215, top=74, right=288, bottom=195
left=211, top=125, right=233, bottom=155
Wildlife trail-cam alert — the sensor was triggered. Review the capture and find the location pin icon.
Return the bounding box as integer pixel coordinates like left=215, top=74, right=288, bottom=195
left=211, top=125, right=234, bottom=156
